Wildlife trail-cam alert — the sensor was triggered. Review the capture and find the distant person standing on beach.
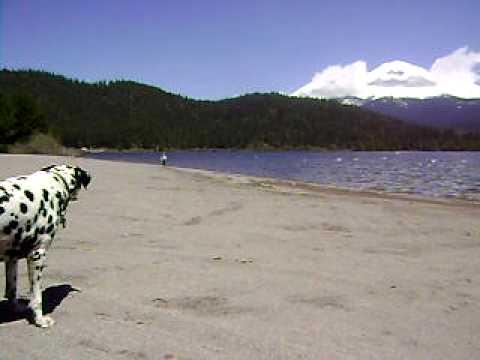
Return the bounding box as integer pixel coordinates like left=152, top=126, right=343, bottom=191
left=161, top=152, right=168, bottom=166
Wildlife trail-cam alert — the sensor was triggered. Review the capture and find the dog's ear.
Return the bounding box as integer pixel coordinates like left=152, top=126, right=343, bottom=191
left=41, top=164, right=57, bottom=171
left=74, top=167, right=91, bottom=189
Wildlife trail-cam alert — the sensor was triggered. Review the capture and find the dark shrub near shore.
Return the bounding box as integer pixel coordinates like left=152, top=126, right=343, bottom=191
left=6, top=133, right=81, bottom=156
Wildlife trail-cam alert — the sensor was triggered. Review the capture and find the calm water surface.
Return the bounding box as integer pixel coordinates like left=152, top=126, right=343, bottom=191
left=87, top=151, right=480, bottom=201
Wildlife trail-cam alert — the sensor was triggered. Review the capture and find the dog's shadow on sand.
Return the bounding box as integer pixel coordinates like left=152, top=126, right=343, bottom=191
left=0, top=284, right=80, bottom=324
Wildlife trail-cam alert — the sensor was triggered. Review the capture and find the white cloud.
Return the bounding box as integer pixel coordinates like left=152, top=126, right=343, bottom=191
left=296, top=61, right=368, bottom=98
left=292, top=47, right=480, bottom=99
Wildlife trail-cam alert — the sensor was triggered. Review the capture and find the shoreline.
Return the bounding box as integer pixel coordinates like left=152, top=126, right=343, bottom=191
left=81, top=153, right=480, bottom=208
left=172, top=166, right=480, bottom=208
left=80, top=147, right=480, bottom=153
left=83, top=149, right=480, bottom=206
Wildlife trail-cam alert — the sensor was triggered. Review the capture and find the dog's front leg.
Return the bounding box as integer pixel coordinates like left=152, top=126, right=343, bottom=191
left=27, top=249, right=54, bottom=327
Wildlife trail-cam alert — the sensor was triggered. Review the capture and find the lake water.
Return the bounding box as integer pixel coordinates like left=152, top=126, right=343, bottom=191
left=86, top=150, right=480, bottom=202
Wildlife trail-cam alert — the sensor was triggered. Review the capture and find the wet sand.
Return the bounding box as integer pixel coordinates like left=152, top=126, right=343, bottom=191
left=0, top=154, right=479, bottom=359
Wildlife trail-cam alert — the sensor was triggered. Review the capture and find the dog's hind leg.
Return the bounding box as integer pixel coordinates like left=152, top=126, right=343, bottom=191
left=5, top=257, right=30, bottom=314
left=5, top=257, right=28, bottom=313
left=27, top=249, right=54, bottom=327
left=5, top=257, right=18, bottom=306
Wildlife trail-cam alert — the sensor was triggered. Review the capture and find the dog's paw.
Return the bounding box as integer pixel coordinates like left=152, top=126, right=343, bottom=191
left=33, top=315, right=55, bottom=328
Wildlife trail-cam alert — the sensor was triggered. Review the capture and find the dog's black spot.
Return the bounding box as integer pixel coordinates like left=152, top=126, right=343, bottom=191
left=13, top=184, right=21, bottom=190
left=20, top=203, right=28, bottom=214
left=3, top=221, right=19, bottom=236
left=42, top=189, right=49, bottom=201
left=39, top=200, right=45, bottom=210
left=46, top=224, right=54, bottom=234
left=17, top=176, right=27, bottom=180
left=42, top=209, right=47, bottom=217
left=0, top=207, right=4, bottom=216
left=0, top=195, right=9, bottom=203
left=14, top=228, right=23, bottom=243
left=32, top=236, right=40, bottom=247
left=24, top=190, right=34, bottom=202
left=34, top=214, right=38, bottom=223
left=26, top=224, right=31, bottom=232
left=41, top=165, right=56, bottom=171
left=49, top=200, right=54, bottom=209
left=48, top=215, right=52, bottom=224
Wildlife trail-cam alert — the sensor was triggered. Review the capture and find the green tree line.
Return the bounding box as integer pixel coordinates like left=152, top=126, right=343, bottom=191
left=1, top=69, right=479, bottom=150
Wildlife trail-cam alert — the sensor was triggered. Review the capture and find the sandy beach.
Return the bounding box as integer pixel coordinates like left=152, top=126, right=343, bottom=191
left=0, top=154, right=479, bottom=360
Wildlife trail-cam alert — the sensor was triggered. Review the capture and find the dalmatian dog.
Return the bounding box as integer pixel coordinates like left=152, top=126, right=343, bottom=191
left=0, top=164, right=91, bottom=327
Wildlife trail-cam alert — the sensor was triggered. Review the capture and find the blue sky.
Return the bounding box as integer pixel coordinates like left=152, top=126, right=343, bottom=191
left=1, top=0, right=479, bottom=99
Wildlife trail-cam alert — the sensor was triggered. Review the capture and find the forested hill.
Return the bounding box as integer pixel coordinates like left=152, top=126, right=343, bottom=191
left=1, top=69, right=479, bottom=150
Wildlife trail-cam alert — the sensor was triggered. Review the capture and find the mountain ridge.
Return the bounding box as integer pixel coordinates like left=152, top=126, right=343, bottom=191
left=1, top=69, right=479, bottom=150
left=337, top=95, right=480, bottom=132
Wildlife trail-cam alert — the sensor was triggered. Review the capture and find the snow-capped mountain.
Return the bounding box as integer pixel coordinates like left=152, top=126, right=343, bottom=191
left=364, top=60, right=439, bottom=99
left=293, top=47, right=480, bottom=100
left=293, top=48, right=480, bottom=131
left=339, top=95, right=480, bottom=132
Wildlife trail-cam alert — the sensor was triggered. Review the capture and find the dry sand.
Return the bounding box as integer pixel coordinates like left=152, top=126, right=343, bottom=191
left=0, top=154, right=479, bottom=360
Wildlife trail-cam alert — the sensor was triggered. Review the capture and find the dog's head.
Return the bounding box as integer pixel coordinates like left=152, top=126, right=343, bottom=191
left=42, top=164, right=91, bottom=200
